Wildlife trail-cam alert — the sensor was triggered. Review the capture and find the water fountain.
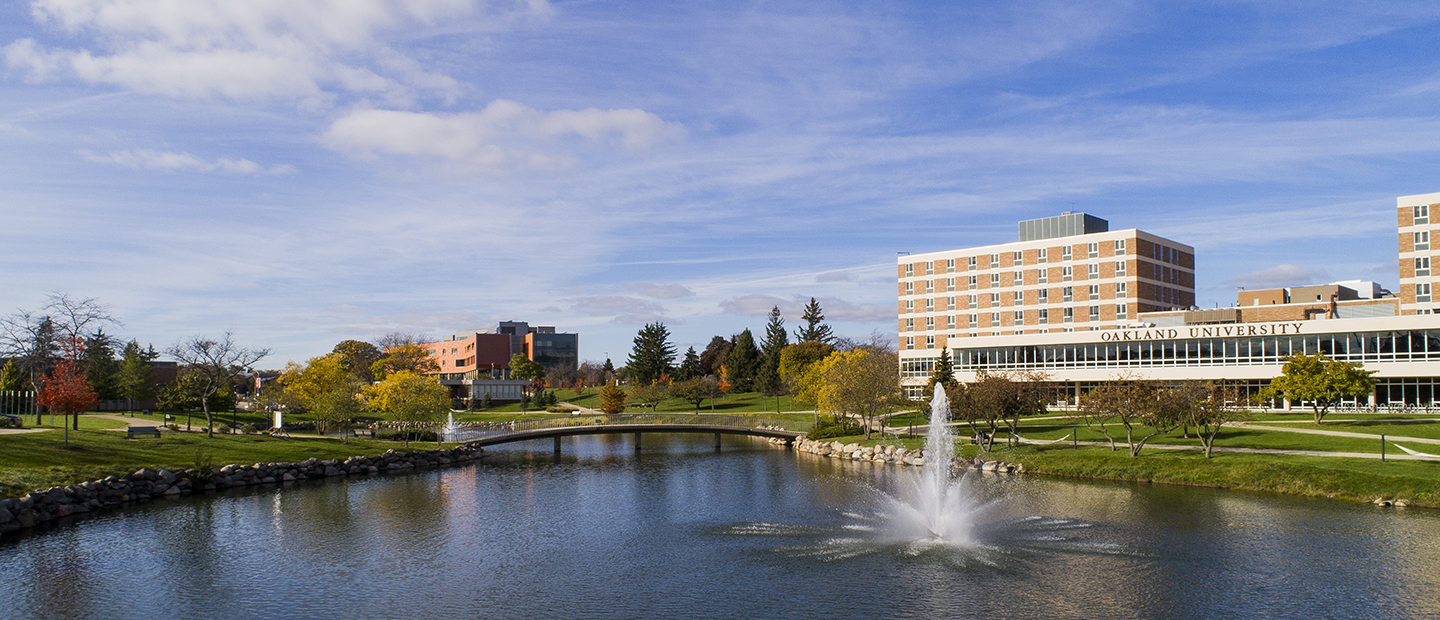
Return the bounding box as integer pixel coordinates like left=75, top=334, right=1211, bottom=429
left=877, top=384, right=980, bottom=547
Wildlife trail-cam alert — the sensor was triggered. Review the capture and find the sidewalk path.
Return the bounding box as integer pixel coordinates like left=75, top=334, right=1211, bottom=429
left=1232, top=422, right=1440, bottom=446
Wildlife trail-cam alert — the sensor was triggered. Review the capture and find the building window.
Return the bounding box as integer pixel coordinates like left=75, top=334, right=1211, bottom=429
left=1038, top=289, right=1049, bottom=304
left=1062, top=246, right=1073, bottom=261
left=925, top=298, right=934, bottom=312
left=926, top=336, right=936, bottom=349
left=968, top=295, right=977, bottom=308
left=948, top=296, right=956, bottom=310
left=1062, top=266, right=1073, bottom=282
left=1039, top=308, right=1050, bottom=324
left=1116, top=260, right=1127, bottom=276
left=1013, top=290, right=1024, bottom=304
left=990, top=273, right=1000, bottom=285
left=968, top=314, right=977, bottom=327
left=1116, top=282, right=1128, bottom=298
left=946, top=278, right=956, bottom=292
left=990, top=254, right=1000, bottom=269
left=1063, top=307, right=1074, bottom=323
left=1088, top=242, right=1099, bottom=258
left=1063, top=286, right=1073, bottom=302
left=947, top=315, right=956, bottom=329
left=1014, top=311, right=1024, bottom=325
left=1418, top=231, right=1430, bottom=251
left=990, top=293, right=1001, bottom=305
left=1037, top=248, right=1048, bottom=263
left=925, top=261, right=934, bottom=275
left=968, top=275, right=978, bottom=289
left=1417, top=205, right=1430, bottom=224
left=925, top=316, right=935, bottom=330
left=1115, top=239, right=1126, bottom=255
left=926, top=280, right=934, bottom=293
left=968, top=256, right=977, bottom=270
left=946, top=258, right=956, bottom=273
left=1037, top=268, right=1048, bottom=284
left=905, top=318, right=915, bottom=331
left=1088, top=263, right=1099, bottom=279
left=1419, top=257, right=1431, bottom=277
left=904, top=282, right=913, bottom=295
left=1013, top=270, right=1024, bottom=285
left=1420, top=283, right=1432, bottom=303
left=905, top=264, right=913, bottom=277
left=1117, top=304, right=1128, bottom=319
left=991, top=312, right=1001, bottom=326
left=905, top=300, right=914, bottom=313
left=1089, top=284, right=1100, bottom=300
left=1089, top=305, right=1100, bottom=321
left=906, top=337, right=914, bottom=350
left=1012, top=251, right=1023, bottom=263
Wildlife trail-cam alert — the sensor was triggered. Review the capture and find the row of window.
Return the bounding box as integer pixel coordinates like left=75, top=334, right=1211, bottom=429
left=942, top=330, right=1440, bottom=371
left=903, top=240, right=1142, bottom=276
left=902, top=304, right=1129, bottom=331
left=899, top=282, right=1204, bottom=315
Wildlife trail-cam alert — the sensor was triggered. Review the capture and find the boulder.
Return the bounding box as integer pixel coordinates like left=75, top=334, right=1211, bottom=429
left=324, top=466, right=342, bottom=477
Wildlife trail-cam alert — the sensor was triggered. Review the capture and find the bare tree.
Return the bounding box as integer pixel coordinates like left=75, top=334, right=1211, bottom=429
left=2, top=294, right=118, bottom=427
left=167, top=332, right=270, bottom=437
left=374, top=332, right=433, bottom=350
left=45, top=293, right=118, bottom=350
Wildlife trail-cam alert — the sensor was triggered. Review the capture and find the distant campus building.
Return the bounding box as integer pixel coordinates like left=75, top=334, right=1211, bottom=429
left=897, top=194, right=1440, bottom=408
left=417, top=321, right=578, bottom=404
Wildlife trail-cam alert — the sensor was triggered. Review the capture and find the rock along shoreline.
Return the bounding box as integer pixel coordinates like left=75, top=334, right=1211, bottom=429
left=774, top=437, right=1025, bottom=474
left=0, top=444, right=484, bottom=536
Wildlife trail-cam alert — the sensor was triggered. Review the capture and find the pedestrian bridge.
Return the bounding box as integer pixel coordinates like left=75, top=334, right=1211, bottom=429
left=458, top=418, right=805, bottom=453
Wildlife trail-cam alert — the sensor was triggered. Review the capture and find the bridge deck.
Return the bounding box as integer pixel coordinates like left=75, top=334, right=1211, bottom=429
left=464, top=423, right=803, bottom=448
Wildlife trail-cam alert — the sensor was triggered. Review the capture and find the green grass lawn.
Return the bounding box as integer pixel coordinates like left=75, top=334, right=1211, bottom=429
left=1276, top=420, right=1440, bottom=441
left=0, top=426, right=434, bottom=499
left=527, top=389, right=809, bottom=414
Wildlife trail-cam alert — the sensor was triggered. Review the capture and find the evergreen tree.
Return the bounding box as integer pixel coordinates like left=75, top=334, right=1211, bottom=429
left=117, top=340, right=158, bottom=412
left=794, top=297, right=834, bottom=344
left=699, top=336, right=732, bottom=376
left=603, top=358, right=615, bottom=375
left=676, top=346, right=703, bottom=380
left=924, top=347, right=959, bottom=401
left=756, top=306, right=789, bottom=396
left=721, top=329, right=761, bottom=392
left=83, top=329, right=121, bottom=401
left=627, top=322, right=676, bottom=385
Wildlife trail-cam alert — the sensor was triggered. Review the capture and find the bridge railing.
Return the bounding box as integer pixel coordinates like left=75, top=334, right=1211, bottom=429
left=444, top=413, right=811, bottom=442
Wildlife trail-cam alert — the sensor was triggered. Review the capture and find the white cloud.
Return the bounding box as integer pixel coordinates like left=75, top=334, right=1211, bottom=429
left=815, top=271, right=856, bottom=283
left=321, top=100, right=683, bottom=171
left=3, top=0, right=546, bottom=103
left=718, top=294, right=890, bottom=322
left=81, top=149, right=293, bottom=174
left=1221, top=264, right=1331, bottom=291
left=566, top=295, right=668, bottom=325
left=624, top=282, right=695, bottom=299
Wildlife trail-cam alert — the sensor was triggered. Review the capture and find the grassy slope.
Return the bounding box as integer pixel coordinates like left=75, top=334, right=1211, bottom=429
left=0, top=428, right=424, bottom=499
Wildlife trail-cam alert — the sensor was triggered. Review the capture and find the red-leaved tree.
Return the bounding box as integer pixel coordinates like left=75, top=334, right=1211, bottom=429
left=38, top=358, right=98, bottom=448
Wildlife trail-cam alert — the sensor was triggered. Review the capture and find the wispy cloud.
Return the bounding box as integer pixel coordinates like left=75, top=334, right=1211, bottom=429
left=624, top=282, right=695, bottom=299
left=81, top=149, right=294, bottom=174
left=1220, top=265, right=1332, bottom=291
left=566, top=295, right=669, bottom=325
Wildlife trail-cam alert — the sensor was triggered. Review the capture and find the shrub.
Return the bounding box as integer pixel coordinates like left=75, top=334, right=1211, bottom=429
left=164, top=423, right=180, bottom=432
left=806, top=417, right=864, bottom=440
left=546, top=405, right=578, bottom=413
left=377, top=430, right=438, bottom=443
left=216, top=423, right=232, bottom=434
left=238, top=423, right=258, bottom=434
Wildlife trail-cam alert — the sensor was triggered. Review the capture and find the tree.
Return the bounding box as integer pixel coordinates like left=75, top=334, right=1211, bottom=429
left=1263, top=353, right=1376, bottom=424
left=0, top=312, right=59, bottom=419
left=671, top=377, right=722, bottom=413
left=0, top=360, right=22, bottom=394
left=83, top=329, right=122, bottom=402
left=627, top=322, right=676, bottom=385
left=509, top=353, right=546, bottom=385
left=117, top=340, right=159, bottom=413
left=793, top=297, right=833, bottom=344
left=158, top=370, right=204, bottom=430
left=628, top=382, right=668, bottom=412
left=1079, top=378, right=1180, bottom=457
left=280, top=354, right=362, bottom=436
left=777, top=340, right=836, bottom=401
left=755, top=307, right=789, bottom=398
left=364, top=370, right=449, bottom=447
left=332, top=340, right=383, bottom=382
left=802, top=349, right=898, bottom=440
left=676, top=347, right=703, bottom=381
left=599, top=381, right=627, bottom=415
left=370, top=344, right=438, bottom=381
left=698, top=336, right=732, bottom=376
left=924, top=347, right=958, bottom=402
left=721, top=329, right=761, bottom=392
left=37, top=358, right=97, bottom=448
left=166, top=332, right=270, bottom=437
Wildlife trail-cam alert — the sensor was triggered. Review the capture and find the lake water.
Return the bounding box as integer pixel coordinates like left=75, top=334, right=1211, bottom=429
left=3, top=435, right=1439, bottom=619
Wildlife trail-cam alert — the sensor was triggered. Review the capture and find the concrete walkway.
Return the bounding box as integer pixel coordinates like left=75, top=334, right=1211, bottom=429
left=1232, top=422, right=1440, bottom=446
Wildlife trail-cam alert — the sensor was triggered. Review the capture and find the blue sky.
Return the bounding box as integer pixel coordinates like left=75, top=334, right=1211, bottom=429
left=4, top=0, right=1440, bottom=366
